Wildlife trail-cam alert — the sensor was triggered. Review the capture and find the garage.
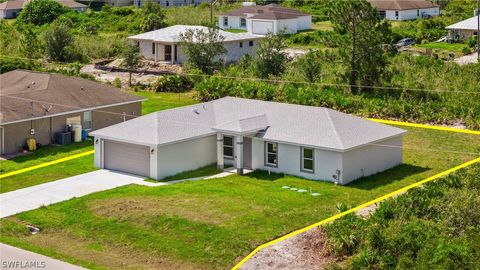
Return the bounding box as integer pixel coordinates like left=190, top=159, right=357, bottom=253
left=252, top=21, right=274, bottom=35
left=103, top=140, right=150, bottom=177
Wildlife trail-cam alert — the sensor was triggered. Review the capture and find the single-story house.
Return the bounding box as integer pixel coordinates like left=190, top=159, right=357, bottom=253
left=132, top=0, right=209, bottom=8
left=0, top=70, right=145, bottom=155
left=218, top=3, right=312, bottom=35
left=128, top=25, right=263, bottom=64
left=446, top=15, right=479, bottom=42
left=0, top=0, right=87, bottom=19
left=368, top=0, right=440, bottom=21
left=91, top=97, right=407, bottom=185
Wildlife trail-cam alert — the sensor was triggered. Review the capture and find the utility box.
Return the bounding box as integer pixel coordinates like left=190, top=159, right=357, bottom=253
left=55, top=132, right=72, bottom=145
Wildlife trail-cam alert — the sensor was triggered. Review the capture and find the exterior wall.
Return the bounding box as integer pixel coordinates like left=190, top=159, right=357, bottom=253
left=341, top=136, right=403, bottom=184
left=385, top=7, right=440, bottom=21
left=0, top=8, right=22, bottom=19
left=1, top=102, right=142, bottom=155
left=448, top=29, right=476, bottom=41
left=156, top=135, right=217, bottom=179
left=277, top=19, right=298, bottom=34
left=105, top=0, right=133, bottom=7
left=297, top=15, right=312, bottom=30
left=222, top=40, right=257, bottom=62
left=219, top=16, right=246, bottom=30
left=138, top=40, right=156, bottom=61
left=250, top=138, right=343, bottom=182
left=134, top=0, right=208, bottom=7
left=249, top=19, right=276, bottom=35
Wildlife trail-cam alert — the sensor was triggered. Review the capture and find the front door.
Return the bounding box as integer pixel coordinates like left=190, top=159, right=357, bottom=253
left=243, top=137, right=252, bottom=169
left=165, top=45, right=172, bottom=61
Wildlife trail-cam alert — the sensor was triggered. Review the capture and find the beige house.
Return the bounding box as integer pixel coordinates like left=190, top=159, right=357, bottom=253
left=0, top=70, right=144, bottom=155
left=446, top=15, right=479, bottom=42
left=128, top=25, right=263, bottom=64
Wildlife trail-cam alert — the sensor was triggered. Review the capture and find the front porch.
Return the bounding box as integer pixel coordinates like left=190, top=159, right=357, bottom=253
left=153, top=43, right=179, bottom=64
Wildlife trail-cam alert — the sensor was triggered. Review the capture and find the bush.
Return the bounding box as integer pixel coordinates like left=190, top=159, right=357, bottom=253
left=43, top=21, right=75, bottom=61
left=150, top=75, right=192, bottom=93
left=16, top=0, right=68, bottom=25
left=0, top=57, right=33, bottom=73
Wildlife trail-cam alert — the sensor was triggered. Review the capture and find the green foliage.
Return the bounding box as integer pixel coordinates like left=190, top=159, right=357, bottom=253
left=179, top=28, right=227, bottom=74
left=324, top=164, right=480, bottom=269
left=18, top=24, right=42, bottom=65
left=296, top=50, right=322, bottom=82
left=330, top=0, right=394, bottom=93
left=0, top=57, right=32, bottom=74
left=43, top=21, right=74, bottom=61
left=140, top=1, right=166, bottom=31
left=122, top=43, right=142, bottom=69
left=150, top=75, right=193, bottom=93
left=16, top=0, right=68, bottom=26
left=287, top=30, right=349, bottom=48
left=253, top=32, right=288, bottom=78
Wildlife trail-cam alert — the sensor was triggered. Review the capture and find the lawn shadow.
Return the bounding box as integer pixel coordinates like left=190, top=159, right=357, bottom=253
left=245, top=170, right=286, bottom=181
left=347, top=164, right=430, bottom=190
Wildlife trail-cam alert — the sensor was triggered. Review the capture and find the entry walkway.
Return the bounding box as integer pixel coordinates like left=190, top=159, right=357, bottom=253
left=0, top=170, right=145, bottom=218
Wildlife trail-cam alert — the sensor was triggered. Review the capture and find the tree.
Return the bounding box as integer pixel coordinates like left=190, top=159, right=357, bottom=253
left=253, top=32, right=288, bottom=78
left=17, top=0, right=68, bottom=26
left=330, top=0, right=394, bottom=93
left=297, top=50, right=322, bottom=83
left=179, top=28, right=227, bottom=74
left=44, top=21, right=74, bottom=61
left=140, top=1, right=165, bottom=31
left=122, top=44, right=142, bottom=86
left=19, top=24, right=42, bottom=66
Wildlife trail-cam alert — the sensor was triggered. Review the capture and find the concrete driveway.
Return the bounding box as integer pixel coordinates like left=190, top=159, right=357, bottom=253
left=0, top=243, right=86, bottom=270
left=0, top=170, right=145, bottom=218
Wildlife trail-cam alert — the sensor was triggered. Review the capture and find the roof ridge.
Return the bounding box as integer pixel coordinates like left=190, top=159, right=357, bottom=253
left=324, top=109, right=344, bottom=149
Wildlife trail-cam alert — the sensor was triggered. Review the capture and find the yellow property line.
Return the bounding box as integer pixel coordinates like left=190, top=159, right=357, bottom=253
left=368, top=118, right=480, bottom=135
left=231, top=156, right=480, bottom=270
left=0, top=150, right=95, bottom=179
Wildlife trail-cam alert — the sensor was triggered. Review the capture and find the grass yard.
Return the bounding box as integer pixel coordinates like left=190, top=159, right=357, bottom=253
left=159, top=164, right=222, bottom=182
left=0, top=124, right=478, bottom=269
left=133, top=91, right=198, bottom=115
left=415, top=42, right=470, bottom=54
left=312, top=20, right=334, bottom=31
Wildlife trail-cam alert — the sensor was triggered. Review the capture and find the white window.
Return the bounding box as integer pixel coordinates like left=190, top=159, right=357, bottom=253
left=240, top=18, right=246, bottom=27
left=223, top=17, right=228, bottom=26
left=265, top=142, right=278, bottom=167
left=223, top=136, right=234, bottom=159
left=301, top=147, right=314, bottom=173
left=83, top=111, right=92, bottom=130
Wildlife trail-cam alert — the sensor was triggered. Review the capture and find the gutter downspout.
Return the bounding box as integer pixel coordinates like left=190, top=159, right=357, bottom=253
left=0, top=126, right=4, bottom=155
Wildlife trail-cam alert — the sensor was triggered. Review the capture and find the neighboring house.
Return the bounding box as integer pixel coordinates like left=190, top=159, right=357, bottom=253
left=128, top=25, right=263, bottom=64
left=368, top=0, right=440, bottom=21
left=91, top=97, right=406, bottom=185
left=218, top=3, right=312, bottom=35
left=446, top=15, right=479, bottom=42
left=0, top=70, right=145, bottom=155
left=0, top=0, right=87, bottom=19
left=132, top=0, right=208, bottom=8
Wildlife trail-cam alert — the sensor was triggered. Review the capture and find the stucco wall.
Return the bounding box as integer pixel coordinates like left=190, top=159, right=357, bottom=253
left=219, top=16, right=245, bottom=29
left=1, top=102, right=142, bottom=155
left=385, top=7, right=440, bottom=20
left=0, top=8, right=22, bottom=19
left=341, top=136, right=403, bottom=184
left=277, top=19, right=298, bottom=34
left=138, top=40, right=156, bottom=61
left=250, top=138, right=343, bottom=182
left=297, top=15, right=312, bottom=30
left=156, top=135, right=217, bottom=179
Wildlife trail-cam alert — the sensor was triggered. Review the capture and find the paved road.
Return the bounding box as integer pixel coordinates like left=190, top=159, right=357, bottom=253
left=0, top=170, right=145, bottom=218
left=0, top=243, right=86, bottom=270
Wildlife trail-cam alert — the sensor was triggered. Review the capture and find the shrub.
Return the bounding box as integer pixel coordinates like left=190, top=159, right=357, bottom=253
left=43, top=21, right=74, bottom=61
left=150, top=75, right=192, bottom=93
left=0, top=57, right=32, bottom=73
left=16, top=0, right=68, bottom=25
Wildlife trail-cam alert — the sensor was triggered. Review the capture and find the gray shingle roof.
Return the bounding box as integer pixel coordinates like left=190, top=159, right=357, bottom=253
left=128, top=25, right=262, bottom=43
left=220, top=4, right=310, bottom=20
left=446, top=15, right=479, bottom=30
left=91, top=97, right=406, bottom=151
left=368, top=0, right=439, bottom=11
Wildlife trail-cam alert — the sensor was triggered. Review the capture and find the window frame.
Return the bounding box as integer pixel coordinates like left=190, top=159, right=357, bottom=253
left=223, top=135, right=234, bottom=160
left=264, top=141, right=278, bottom=167
left=152, top=43, right=155, bottom=55
left=223, top=17, right=229, bottom=26
left=300, top=147, right=314, bottom=173
left=240, top=17, right=246, bottom=27
left=239, top=42, right=243, bottom=48
left=83, top=111, right=93, bottom=130
left=249, top=40, right=254, bottom=47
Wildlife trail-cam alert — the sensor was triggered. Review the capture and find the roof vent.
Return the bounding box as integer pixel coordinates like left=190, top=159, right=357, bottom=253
left=193, top=109, right=200, bottom=115
left=81, top=87, right=85, bottom=91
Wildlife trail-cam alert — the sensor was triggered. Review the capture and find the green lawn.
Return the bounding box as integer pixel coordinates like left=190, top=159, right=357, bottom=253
left=0, top=124, right=478, bottom=269
left=159, top=164, right=222, bottom=182
left=132, top=91, right=198, bottom=115
left=415, top=42, right=469, bottom=54
left=312, top=20, right=334, bottom=31
left=224, top=29, right=248, bottom=33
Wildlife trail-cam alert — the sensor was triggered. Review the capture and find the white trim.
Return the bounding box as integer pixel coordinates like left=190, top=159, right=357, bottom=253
left=0, top=99, right=146, bottom=126
left=0, top=126, right=4, bottom=155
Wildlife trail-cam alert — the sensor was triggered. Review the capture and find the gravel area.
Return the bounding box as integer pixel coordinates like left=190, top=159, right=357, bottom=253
left=239, top=227, right=334, bottom=270
left=454, top=52, right=478, bottom=65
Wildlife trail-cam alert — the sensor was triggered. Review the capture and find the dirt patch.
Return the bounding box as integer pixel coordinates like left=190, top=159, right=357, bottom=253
left=88, top=195, right=256, bottom=226
left=22, top=230, right=206, bottom=270
left=239, top=227, right=335, bottom=270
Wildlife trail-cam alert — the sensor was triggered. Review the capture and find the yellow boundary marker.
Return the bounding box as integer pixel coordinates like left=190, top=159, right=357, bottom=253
left=0, top=150, right=95, bottom=179
left=368, top=118, right=480, bottom=135
left=232, top=118, right=480, bottom=270
left=231, top=156, right=480, bottom=270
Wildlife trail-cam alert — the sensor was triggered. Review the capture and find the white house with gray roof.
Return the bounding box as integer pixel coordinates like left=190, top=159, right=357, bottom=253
left=91, top=97, right=406, bottom=185
left=128, top=25, right=263, bottom=64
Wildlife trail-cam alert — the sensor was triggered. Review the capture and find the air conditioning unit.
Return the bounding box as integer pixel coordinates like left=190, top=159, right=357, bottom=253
left=55, top=132, right=72, bottom=145
left=242, top=2, right=256, bottom=7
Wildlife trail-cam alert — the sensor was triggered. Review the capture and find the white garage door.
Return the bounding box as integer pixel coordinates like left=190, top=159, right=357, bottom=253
left=103, top=140, right=150, bottom=178
left=252, top=21, right=274, bottom=35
